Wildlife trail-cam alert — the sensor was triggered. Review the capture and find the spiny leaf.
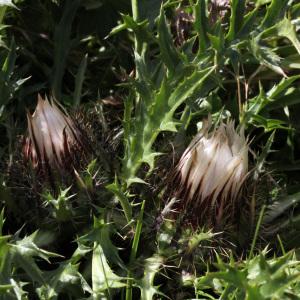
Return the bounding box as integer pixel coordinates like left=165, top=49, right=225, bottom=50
left=36, top=262, right=91, bottom=299
left=254, top=130, right=275, bottom=180
left=73, top=53, right=88, bottom=107
left=51, top=0, right=80, bottom=99
left=250, top=37, right=286, bottom=76
left=119, top=14, right=153, bottom=45
left=137, top=0, right=162, bottom=28
left=186, top=230, right=218, bottom=254
left=226, top=0, right=246, bottom=42
left=237, top=7, right=259, bottom=38
left=255, top=0, right=271, bottom=6
left=260, top=0, right=289, bottom=29
left=266, top=88, right=300, bottom=111
left=267, top=75, right=300, bottom=99
left=268, top=18, right=300, bottom=55
left=196, top=251, right=300, bottom=299
left=138, top=255, right=164, bottom=300
left=157, top=7, right=181, bottom=74
left=168, top=67, right=215, bottom=108
left=194, top=0, right=209, bottom=53
left=79, top=217, right=126, bottom=271
left=92, top=242, right=125, bottom=295
left=10, top=279, right=28, bottom=300
left=263, top=192, right=300, bottom=224
left=12, top=231, right=62, bottom=263
left=106, top=178, right=132, bottom=223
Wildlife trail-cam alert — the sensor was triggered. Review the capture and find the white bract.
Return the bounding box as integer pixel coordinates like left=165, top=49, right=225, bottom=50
left=176, top=120, right=248, bottom=224
left=23, top=95, right=84, bottom=171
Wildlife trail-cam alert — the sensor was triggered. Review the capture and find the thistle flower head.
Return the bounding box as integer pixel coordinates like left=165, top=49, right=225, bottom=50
left=23, top=95, right=87, bottom=174
left=176, top=119, right=248, bottom=227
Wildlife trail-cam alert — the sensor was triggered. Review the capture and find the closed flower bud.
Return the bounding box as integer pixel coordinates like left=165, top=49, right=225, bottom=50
left=23, top=95, right=88, bottom=176
left=175, top=119, right=248, bottom=227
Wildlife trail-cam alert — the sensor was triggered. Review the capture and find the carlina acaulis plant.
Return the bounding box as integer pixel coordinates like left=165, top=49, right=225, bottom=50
left=174, top=118, right=249, bottom=228
left=23, top=94, right=90, bottom=179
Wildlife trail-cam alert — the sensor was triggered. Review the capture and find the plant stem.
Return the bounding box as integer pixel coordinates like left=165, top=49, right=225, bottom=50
left=131, top=0, right=139, bottom=22
left=277, top=234, right=286, bottom=255
left=249, top=205, right=266, bottom=259
left=126, top=200, right=145, bottom=300
left=131, top=0, right=143, bottom=59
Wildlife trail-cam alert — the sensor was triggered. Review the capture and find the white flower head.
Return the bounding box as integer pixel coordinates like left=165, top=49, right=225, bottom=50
left=23, top=95, right=87, bottom=173
left=176, top=119, right=248, bottom=226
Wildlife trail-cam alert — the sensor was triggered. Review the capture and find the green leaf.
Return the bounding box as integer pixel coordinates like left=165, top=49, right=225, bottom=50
left=126, top=200, right=145, bottom=300
left=73, top=53, right=88, bottom=107
left=194, top=0, right=209, bottom=52
left=0, top=0, right=17, bottom=8
left=106, top=178, right=132, bottom=223
left=2, top=37, right=16, bottom=79
left=254, top=0, right=271, bottom=6
left=77, top=217, right=127, bottom=297
left=0, top=209, right=4, bottom=236
left=254, top=131, right=275, bottom=180
left=51, top=0, right=80, bottom=99
left=226, top=0, right=246, bottom=41
left=157, top=7, right=181, bottom=74
left=36, top=262, right=91, bottom=299
left=250, top=37, right=286, bottom=76
left=13, top=252, right=45, bottom=284
left=121, top=66, right=215, bottom=186
left=196, top=250, right=300, bottom=299
left=208, top=28, right=224, bottom=53
left=267, top=75, right=300, bottom=99
left=120, top=14, right=154, bottom=47
left=267, top=18, right=300, bottom=55
left=10, top=279, right=28, bottom=300
left=137, top=0, right=162, bottom=28
left=94, top=219, right=126, bottom=270
left=79, top=217, right=126, bottom=271
left=43, top=188, right=75, bottom=222
left=0, top=284, right=13, bottom=293
left=12, top=231, right=61, bottom=263
left=263, top=192, right=300, bottom=224
left=260, top=0, right=289, bottom=29
left=267, top=88, right=300, bottom=110
left=108, top=22, right=127, bottom=36
left=237, top=7, right=259, bottom=38
left=70, top=243, right=91, bottom=264
left=0, top=239, right=12, bottom=284
left=186, top=230, right=217, bottom=254
left=250, top=115, right=288, bottom=131
left=92, top=242, right=125, bottom=295
left=168, top=67, right=215, bottom=108
left=1, top=231, right=61, bottom=286
left=138, top=255, right=164, bottom=300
